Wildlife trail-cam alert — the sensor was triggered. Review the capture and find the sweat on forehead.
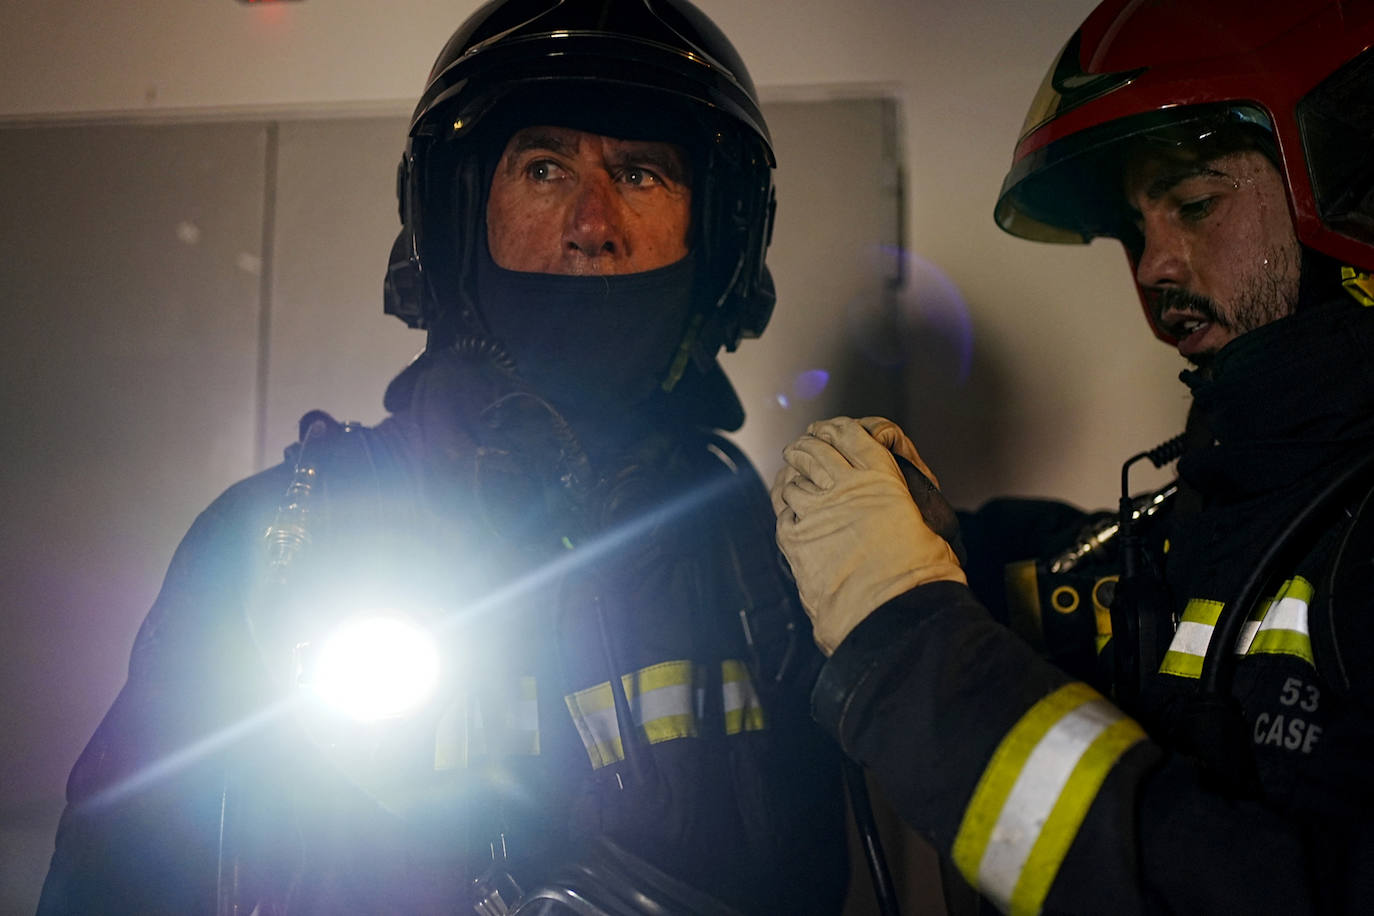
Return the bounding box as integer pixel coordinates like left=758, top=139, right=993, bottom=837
left=1120, top=125, right=1280, bottom=183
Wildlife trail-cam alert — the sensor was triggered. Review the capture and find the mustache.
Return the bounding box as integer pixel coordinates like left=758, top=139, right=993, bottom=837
left=1153, top=287, right=1226, bottom=329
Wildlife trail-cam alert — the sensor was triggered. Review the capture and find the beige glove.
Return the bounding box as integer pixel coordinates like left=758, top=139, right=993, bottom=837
left=771, top=416, right=966, bottom=655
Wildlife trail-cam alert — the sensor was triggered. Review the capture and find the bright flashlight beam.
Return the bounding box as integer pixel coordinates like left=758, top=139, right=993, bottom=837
left=428, top=468, right=740, bottom=640
left=78, top=465, right=739, bottom=813
left=77, top=696, right=298, bottom=814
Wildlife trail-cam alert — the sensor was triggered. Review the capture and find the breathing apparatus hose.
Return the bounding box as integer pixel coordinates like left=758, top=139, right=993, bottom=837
left=844, top=760, right=903, bottom=916
left=1117, top=440, right=1374, bottom=782
left=1200, top=447, right=1374, bottom=698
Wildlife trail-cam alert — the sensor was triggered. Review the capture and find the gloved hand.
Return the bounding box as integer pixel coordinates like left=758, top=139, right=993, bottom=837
left=771, top=416, right=966, bottom=655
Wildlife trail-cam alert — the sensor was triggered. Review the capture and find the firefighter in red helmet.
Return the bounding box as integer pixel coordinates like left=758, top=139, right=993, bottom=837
left=772, top=0, right=1374, bottom=912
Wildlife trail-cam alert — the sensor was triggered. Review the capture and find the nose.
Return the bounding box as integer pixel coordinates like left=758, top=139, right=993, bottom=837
left=1134, top=217, right=1189, bottom=290
left=563, top=175, right=625, bottom=263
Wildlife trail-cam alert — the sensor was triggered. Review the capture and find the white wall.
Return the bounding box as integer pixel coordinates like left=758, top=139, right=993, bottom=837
left=0, top=0, right=1187, bottom=506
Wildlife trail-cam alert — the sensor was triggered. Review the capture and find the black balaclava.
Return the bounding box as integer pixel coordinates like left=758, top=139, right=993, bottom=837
left=477, top=247, right=697, bottom=418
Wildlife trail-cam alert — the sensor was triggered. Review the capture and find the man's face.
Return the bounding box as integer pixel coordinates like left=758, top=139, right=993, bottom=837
left=485, top=125, right=692, bottom=276
left=1123, top=147, right=1301, bottom=365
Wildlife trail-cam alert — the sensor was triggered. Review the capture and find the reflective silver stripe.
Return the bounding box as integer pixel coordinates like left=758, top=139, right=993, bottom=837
left=1246, top=577, right=1315, bottom=664
left=1170, top=619, right=1215, bottom=655
left=433, top=677, right=540, bottom=770
left=953, top=682, right=1146, bottom=915
left=565, top=660, right=697, bottom=769
left=505, top=676, right=540, bottom=755
left=564, top=659, right=765, bottom=769
left=1158, top=599, right=1222, bottom=678
left=1160, top=578, right=1315, bottom=680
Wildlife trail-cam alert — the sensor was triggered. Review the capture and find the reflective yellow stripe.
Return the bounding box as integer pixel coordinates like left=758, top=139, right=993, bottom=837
left=952, top=682, right=1146, bottom=915
left=565, top=661, right=697, bottom=769
left=1246, top=577, right=1315, bottom=664
left=1012, top=717, right=1144, bottom=913
left=723, top=659, right=766, bottom=734
left=564, top=659, right=765, bottom=769
left=1159, top=599, right=1223, bottom=678
left=1161, top=578, right=1315, bottom=680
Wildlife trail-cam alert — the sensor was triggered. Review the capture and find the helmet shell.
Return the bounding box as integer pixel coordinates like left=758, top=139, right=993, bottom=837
left=386, top=0, right=777, bottom=358
left=994, top=0, right=1374, bottom=341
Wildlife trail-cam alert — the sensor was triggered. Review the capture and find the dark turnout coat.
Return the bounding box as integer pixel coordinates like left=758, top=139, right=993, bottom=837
left=39, top=347, right=848, bottom=915
left=815, top=298, right=1374, bottom=914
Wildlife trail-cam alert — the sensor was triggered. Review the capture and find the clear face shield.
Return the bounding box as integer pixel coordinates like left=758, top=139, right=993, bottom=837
left=998, top=102, right=1280, bottom=247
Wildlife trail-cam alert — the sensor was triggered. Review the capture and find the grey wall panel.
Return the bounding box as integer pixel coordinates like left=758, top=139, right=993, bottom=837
left=723, top=98, right=904, bottom=478
left=0, top=121, right=267, bottom=913
left=266, top=116, right=423, bottom=462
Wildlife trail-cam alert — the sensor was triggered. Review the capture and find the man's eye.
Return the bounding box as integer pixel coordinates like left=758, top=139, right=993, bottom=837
left=1179, top=197, right=1214, bottom=221
left=525, top=160, right=565, bottom=182
left=619, top=167, right=661, bottom=187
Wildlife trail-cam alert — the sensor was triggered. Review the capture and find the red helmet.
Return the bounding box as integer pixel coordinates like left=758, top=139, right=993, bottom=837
left=995, top=0, right=1374, bottom=341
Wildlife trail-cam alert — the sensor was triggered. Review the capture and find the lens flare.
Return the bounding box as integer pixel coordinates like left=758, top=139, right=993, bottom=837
left=794, top=369, right=830, bottom=400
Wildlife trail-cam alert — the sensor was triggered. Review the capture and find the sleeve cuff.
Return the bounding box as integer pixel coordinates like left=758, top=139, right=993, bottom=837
left=811, top=580, right=975, bottom=751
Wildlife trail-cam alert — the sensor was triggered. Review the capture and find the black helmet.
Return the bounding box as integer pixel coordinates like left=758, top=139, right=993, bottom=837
left=384, top=0, right=777, bottom=366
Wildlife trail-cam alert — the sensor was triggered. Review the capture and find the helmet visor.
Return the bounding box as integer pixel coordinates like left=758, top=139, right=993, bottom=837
left=996, top=102, right=1277, bottom=244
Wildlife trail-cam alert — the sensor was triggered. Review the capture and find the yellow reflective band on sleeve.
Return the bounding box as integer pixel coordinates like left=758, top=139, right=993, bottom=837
left=722, top=659, right=766, bottom=734
left=1245, top=577, right=1315, bottom=665
left=1159, top=598, right=1223, bottom=678
left=952, top=682, right=1147, bottom=916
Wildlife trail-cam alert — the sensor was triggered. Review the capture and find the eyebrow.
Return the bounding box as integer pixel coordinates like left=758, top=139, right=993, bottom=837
left=608, top=144, right=689, bottom=185
left=505, top=128, right=578, bottom=164
left=1139, top=163, right=1232, bottom=201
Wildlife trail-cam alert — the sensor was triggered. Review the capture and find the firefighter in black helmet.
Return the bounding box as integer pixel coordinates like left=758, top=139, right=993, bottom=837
left=37, top=2, right=848, bottom=913
left=771, top=0, right=1374, bottom=912
left=384, top=0, right=780, bottom=413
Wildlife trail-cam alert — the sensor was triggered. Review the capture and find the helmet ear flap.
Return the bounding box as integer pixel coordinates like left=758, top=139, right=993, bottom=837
left=734, top=186, right=778, bottom=342
left=385, top=154, right=428, bottom=330
left=695, top=127, right=776, bottom=353
left=383, top=228, right=426, bottom=329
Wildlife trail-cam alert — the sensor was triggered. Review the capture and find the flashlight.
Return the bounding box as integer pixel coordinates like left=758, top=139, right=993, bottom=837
left=300, top=614, right=442, bottom=721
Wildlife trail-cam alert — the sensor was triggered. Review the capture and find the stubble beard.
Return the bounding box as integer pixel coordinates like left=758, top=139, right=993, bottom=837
left=1157, top=242, right=1301, bottom=371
